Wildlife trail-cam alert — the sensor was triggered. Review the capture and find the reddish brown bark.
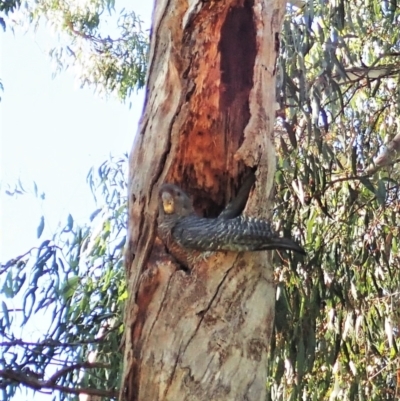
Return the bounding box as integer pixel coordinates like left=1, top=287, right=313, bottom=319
left=121, top=1, right=286, bottom=400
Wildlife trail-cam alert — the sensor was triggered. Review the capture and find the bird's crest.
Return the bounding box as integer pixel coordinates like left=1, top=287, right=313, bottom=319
left=159, top=184, right=193, bottom=217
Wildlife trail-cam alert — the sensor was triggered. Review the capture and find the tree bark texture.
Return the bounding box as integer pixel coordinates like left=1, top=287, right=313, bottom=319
left=121, top=0, right=286, bottom=400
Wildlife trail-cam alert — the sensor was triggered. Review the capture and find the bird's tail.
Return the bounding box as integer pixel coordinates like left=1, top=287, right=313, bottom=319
left=263, top=237, right=306, bottom=255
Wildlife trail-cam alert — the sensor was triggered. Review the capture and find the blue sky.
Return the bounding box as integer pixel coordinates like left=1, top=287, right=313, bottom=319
left=0, top=2, right=153, bottom=262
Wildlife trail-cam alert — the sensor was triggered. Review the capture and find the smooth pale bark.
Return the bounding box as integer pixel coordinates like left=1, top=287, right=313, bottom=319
left=121, top=0, right=286, bottom=400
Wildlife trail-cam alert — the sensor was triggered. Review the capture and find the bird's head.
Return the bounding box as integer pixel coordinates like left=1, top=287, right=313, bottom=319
left=159, top=184, right=194, bottom=217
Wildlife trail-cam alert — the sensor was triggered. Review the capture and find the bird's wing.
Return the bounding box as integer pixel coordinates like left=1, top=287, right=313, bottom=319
left=172, top=216, right=305, bottom=254
left=218, top=173, right=255, bottom=220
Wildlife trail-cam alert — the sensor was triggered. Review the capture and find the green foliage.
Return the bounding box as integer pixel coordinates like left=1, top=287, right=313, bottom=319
left=4, top=0, right=149, bottom=100
left=3, top=0, right=400, bottom=400
left=0, top=156, right=128, bottom=400
left=269, top=1, right=400, bottom=399
left=0, top=0, right=21, bottom=30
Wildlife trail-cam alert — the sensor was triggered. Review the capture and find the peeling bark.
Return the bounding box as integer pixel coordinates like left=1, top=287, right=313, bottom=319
left=121, top=1, right=286, bottom=400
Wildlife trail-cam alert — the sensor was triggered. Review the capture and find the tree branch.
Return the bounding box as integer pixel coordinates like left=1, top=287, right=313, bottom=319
left=0, top=363, right=118, bottom=398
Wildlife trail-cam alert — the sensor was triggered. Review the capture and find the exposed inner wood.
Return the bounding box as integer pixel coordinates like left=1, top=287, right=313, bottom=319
left=122, top=1, right=286, bottom=400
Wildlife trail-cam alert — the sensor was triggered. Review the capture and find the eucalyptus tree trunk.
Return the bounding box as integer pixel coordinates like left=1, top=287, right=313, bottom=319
left=121, top=0, right=286, bottom=400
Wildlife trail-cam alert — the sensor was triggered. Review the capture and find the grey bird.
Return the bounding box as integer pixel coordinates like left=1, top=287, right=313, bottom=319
left=158, top=183, right=306, bottom=267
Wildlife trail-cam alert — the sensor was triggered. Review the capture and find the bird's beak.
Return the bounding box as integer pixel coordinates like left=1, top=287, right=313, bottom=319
left=161, top=192, right=175, bottom=214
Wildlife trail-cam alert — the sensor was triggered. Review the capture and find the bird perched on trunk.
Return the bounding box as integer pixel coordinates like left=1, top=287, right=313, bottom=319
left=157, top=183, right=305, bottom=268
